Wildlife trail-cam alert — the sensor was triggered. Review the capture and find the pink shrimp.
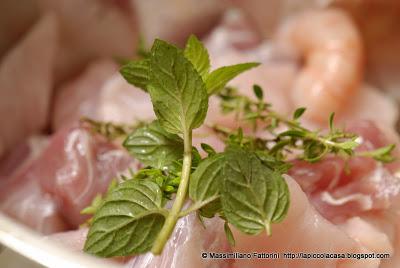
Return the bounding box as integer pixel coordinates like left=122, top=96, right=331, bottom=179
left=279, top=8, right=364, bottom=122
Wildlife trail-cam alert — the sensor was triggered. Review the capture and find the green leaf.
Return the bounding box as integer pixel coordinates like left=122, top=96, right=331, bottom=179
left=337, top=140, right=359, bottom=150
left=136, top=36, right=151, bottom=59
left=293, top=107, right=306, bottom=120
left=255, top=151, right=292, bottom=174
left=84, top=180, right=166, bottom=257
left=191, top=146, right=202, bottom=168
left=302, top=141, right=328, bottom=162
left=220, top=147, right=290, bottom=235
left=123, top=121, right=183, bottom=170
left=133, top=168, right=179, bottom=202
left=189, top=154, right=226, bottom=217
left=199, top=200, right=221, bottom=218
left=120, top=59, right=150, bottom=92
left=357, top=144, right=396, bottom=163
left=206, top=62, right=260, bottom=95
left=81, top=194, right=103, bottom=215
left=201, top=143, right=216, bottom=156
left=148, top=39, right=208, bottom=134
left=184, top=35, right=210, bottom=79
left=81, top=179, right=118, bottom=217
left=224, top=222, right=236, bottom=247
left=253, top=84, right=263, bottom=100
left=329, top=112, right=335, bottom=132
left=278, top=130, right=307, bottom=138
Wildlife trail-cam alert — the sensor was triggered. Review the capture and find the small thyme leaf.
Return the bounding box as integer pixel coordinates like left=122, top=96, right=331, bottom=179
left=206, top=62, right=260, bottom=95
left=253, top=84, right=263, bottom=100
left=191, top=147, right=202, bottom=168
left=293, top=107, right=306, bottom=120
left=81, top=179, right=118, bottom=223
left=278, top=130, right=307, bottom=138
left=357, top=144, right=396, bottom=163
left=81, top=194, right=103, bottom=216
left=336, top=140, right=359, bottom=150
left=133, top=168, right=180, bottom=202
left=201, top=143, right=216, bottom=156
left=81, top=117, right=137, bottom=141
left=329, top=112, right=335, bottom=132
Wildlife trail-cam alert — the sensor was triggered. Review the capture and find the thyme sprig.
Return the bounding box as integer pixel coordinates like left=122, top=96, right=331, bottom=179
left=216, top=86, right=395, bottom=163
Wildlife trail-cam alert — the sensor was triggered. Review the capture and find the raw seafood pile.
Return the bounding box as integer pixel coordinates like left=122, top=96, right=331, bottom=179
left=1, top=2, right=400, bottom=268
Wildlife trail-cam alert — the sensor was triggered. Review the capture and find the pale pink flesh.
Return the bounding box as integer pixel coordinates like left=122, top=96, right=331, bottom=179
left=0, top=14, right=57, bottom=158
left=36, top=0, right=137, bottom=82
left=52, top=61, right=155, bottom=130
left=126, top=214, right=231, bottom=268
left=37, top=126, right=133, bottom=226
left=0, top=126, right=133, bottom=232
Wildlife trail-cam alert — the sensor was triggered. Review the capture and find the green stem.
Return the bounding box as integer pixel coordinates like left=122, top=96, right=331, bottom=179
left=178, top=196, right=219, bottom=217
left=151, top=130, right=192, bottom=254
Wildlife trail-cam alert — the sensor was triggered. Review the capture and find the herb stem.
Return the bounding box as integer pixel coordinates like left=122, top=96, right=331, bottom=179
left=178, top=196, right=219, bottom=217
left=151, top=130, right=193, bottom=255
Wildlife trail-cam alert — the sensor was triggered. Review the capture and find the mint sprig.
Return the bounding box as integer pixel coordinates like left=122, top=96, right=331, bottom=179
left=85, top=36, right=261, bottom=256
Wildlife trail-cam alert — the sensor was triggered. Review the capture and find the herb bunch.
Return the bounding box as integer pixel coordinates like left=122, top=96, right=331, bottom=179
left=216, top=86, right=395, bottom=164
left=82, top=35, right=395, bottom=258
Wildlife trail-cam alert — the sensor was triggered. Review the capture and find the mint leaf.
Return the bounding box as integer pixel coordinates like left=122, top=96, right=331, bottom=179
left=123, top=121, right=183, bottom=170
left=205, top=62, right=260, bottom=95
left=255, top=151, right=292, bottom=174
left=221, top=147, right=289, bottom=235
left=184, top=35, right=210, bottom=79
left=84, top=180, right=166, bottom=256
left=148, top=39, right=208, bottom=134
left=120, top=59, right=150, bottom=92
left=189, top=153, right=226, bottom=217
